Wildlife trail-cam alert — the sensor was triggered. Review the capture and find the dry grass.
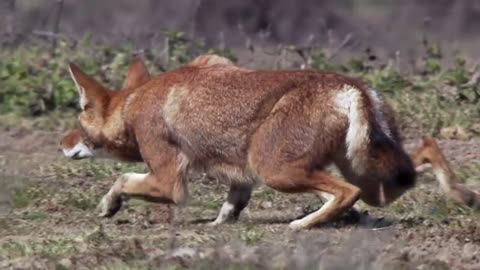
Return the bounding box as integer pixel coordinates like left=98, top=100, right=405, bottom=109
left=1, top=38, right=480, bottom=268
left=1, top=118, right=480, bottom=269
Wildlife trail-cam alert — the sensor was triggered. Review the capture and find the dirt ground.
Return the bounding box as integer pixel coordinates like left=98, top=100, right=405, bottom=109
left=1, top=120, right=480, bottom=270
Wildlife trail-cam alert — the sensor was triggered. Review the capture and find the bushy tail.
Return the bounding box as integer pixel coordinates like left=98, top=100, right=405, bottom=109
left=338, top=86, right=375, bottom=174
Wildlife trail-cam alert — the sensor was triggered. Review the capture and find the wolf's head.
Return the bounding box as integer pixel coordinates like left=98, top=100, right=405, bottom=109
left=60, top=57, right=150, bottom=160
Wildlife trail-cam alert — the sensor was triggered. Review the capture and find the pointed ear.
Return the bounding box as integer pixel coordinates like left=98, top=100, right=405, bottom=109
left=122, top=57, right=150, bottom=89
left=68, top=63, right=109, bottom=110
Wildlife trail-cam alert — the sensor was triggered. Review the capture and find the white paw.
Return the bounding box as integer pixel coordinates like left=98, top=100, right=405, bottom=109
left=208, top=218, right=225, bottom=227
left=97, top=193, right=121, bottom=217
left=208, top=221, right=220, bottom=227
left=97, top=195, right=111, bottom=217
left=289, top=219, right=308, bottom=230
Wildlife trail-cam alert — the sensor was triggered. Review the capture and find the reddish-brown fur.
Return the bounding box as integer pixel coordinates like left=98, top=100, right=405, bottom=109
left=62, top=57, right=150, bottom=161
left=65, top=54, right=417, bottom=229
left=62, top=73, right=479, bottom=215
left=411, top=136, right=480, bottom=209
left=63, top=128, right=478, bottom=212
left=61, top=128, right=88, bottom=151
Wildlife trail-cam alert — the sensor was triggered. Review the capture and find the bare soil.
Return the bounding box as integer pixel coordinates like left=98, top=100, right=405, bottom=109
left=1, top=123, right=480, bottom=269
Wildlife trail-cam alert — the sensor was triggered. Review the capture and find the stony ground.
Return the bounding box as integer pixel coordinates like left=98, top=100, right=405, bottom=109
left=1, top=117, right=480, bottom=270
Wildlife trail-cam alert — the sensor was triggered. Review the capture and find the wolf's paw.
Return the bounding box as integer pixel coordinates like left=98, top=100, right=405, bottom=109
left=97, top=193, right=122, bottom=218
left=208, top=213, right=239, bottom=226
left=288, top=219, right=308, bottom=231
left=208, top=219, right=226, bottom=227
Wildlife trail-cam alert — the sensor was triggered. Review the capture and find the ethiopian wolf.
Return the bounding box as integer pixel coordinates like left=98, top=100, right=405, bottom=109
left=63, top=54, right=416, bottom=229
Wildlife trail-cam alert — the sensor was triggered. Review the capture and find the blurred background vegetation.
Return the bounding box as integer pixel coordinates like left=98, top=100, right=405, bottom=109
left=0, top=0, right=479, bottom=138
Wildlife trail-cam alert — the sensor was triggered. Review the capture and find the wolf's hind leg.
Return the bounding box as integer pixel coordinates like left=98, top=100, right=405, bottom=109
left=210, top=183, right=253, bottom=226
left=257, top=168, right=361, bottom=230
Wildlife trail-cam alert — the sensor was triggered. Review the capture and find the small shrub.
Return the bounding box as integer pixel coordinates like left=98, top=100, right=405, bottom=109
left=0, top=32, right=235, bottom=116
left=61, top=192, right=97, bottom=211
left=1, top=35, right=479, bottom=137
left=12, top=187, right=43, bottom=208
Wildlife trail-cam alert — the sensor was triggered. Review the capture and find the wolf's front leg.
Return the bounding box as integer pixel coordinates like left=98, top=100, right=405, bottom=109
left=98, top=171, right=187, bottom=217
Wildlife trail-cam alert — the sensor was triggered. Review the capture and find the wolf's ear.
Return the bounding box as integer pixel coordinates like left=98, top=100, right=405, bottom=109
left=122, top=57, right=150, bottom=89
left=68, top=63, right=109, bottom=110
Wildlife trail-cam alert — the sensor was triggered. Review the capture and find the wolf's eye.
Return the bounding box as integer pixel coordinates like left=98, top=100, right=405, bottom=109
left=83, top=103, right=93, bottom=111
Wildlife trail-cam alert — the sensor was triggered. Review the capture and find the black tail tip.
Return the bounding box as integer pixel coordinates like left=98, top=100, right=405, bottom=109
left=394, top=166, right=417, bottom=188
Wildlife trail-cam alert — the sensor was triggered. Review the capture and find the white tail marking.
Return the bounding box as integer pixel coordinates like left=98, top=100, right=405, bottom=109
left=334, top=85, right=370, bottom=173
